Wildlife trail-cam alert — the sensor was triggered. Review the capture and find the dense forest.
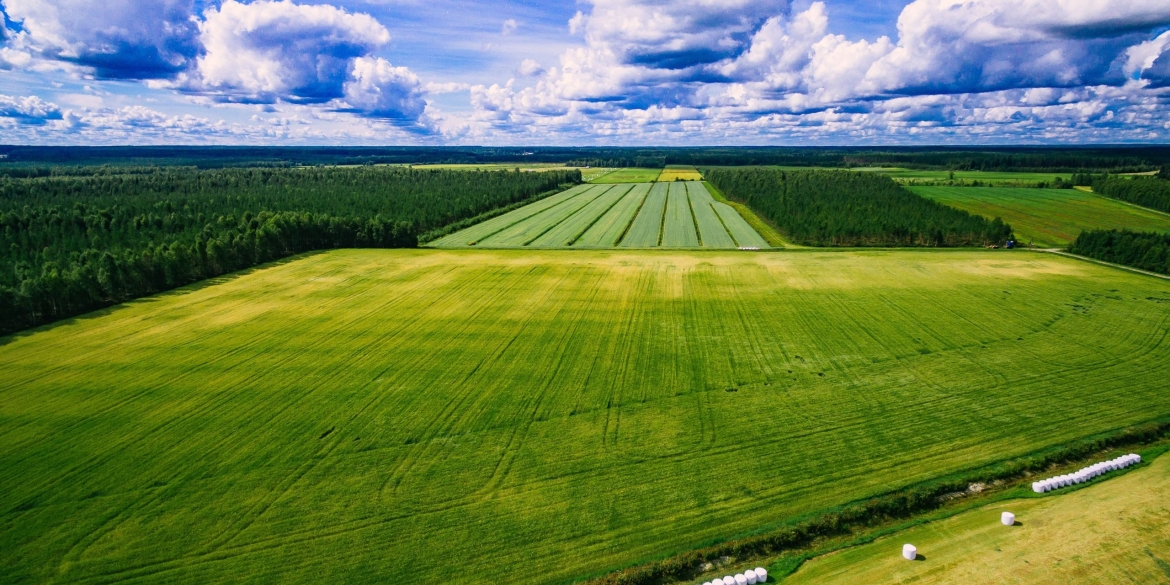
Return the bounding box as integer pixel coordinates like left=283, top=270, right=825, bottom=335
left=0, top=167, right=579, bottom=336
left=1093, top=176, right=1170, bottom=213
left=704, top=168, right=1013, bottom=247
left=1069, top=230, right=1170, bottom=276
left=3, top=146, right=1170, bottom=173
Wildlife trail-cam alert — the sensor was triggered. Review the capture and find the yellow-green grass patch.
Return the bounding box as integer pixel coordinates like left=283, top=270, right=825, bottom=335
left=657, top=166, right=704, bottom=182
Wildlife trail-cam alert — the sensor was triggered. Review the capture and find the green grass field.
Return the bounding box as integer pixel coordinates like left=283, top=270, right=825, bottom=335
left=912, top=186, right=1170, bottom=247
left=785, top=450, right=1170, bottom=584
left=3, top=249, right=1170, bottom=584
left=876, top=168, right=1075, bottom=184
left=590, top=168, right=663, bottom=183
left=429, top=181, right=770, bottom=249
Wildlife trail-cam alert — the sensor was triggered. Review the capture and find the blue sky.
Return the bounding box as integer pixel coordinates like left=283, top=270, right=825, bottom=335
left=1, top=0, right=1168, bottom=145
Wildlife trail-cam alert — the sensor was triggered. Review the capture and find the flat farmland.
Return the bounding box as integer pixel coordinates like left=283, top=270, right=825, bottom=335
left=657, top=165, right=703, bottom=182
left=590, top=168, right=663, bottom=183
left=429, top=181, right=770, bottom=249
left=3, top=249, right=1170, bottom=584
left=911, top=186, right=1170, bottom=247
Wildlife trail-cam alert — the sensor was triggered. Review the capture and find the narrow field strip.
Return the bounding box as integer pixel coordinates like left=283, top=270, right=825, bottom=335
left=662, top=182, right=700, bottom=247
left=530, top=185, right=632, bottom=247
left=620, top=183, right=670, bottom=247
left=575, top=184, right=652, bottom=247
left=428, top=184, right=595, bottom=247
left=712, top=199, right=771, bottom=248
left=477, top=185, right=611, bottom=247
left=686, top=182, right=737, bottom=248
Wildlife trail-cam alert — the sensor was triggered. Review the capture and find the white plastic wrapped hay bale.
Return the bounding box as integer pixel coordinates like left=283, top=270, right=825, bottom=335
left=735, top=573, right=748, bottom=585
left=754, top=567, right=767, bottom=582
left=746, top=571, right=759, bottom=584
left=903, top=543, right=917, bottom=560
left=1032, top=481, right=1044, bottom=493
left=1133, top=453, right=1142, bottom=463
left=1002, top=511, right=1015, bottom=525
left=723, top=575, right=735, bottom=585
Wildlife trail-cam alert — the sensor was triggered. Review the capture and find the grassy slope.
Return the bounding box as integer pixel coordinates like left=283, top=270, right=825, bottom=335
left=911, top=186, right=1170, bottom=247
left=785, top=450, right=1170, bottom=584
left=3, top=250, right=1170, bottom=584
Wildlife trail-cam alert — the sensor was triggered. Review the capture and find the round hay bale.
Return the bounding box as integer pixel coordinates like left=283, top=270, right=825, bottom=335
left=723, top=576, right=735, bottom=585
left=1002, top=511, right=1015, bottom=526
left=1032, top=481, right=1043, bottom=493
left=746, top=571, right=759, bottom=584
left=735, top=573, right=748, bottom=585
left=902, top=543, right=917, bottom=560
left=754, top=567, right=768, bottom=582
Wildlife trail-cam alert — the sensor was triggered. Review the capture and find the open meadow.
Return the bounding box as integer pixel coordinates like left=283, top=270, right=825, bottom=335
left=428, top=181, right=769, bottom=249
left=911, top=186, right=1170, bottom=247
left=3, top=249, right=1170, bottom=584
left=785, top=449, right=1170, bottom=584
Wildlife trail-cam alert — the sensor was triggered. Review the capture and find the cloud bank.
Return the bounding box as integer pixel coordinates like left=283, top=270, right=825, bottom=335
left=2, top=0, right=1170, bottom=143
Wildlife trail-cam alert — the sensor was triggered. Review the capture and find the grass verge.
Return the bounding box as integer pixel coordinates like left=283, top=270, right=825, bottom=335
left=585, top=418, right=1170, bottom=585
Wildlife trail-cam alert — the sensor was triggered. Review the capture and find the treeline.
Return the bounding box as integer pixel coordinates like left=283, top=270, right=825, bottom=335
left=1068, top=230, right=1170, bottom=276
left=0, top=166, right=579, bottom=335
left=704, top=168, right=1012, bottom=247
left=5, top=146, right=1170, bottom=173
left=566, top=157, right=666, bottom=168
left=1093, top=176, right=1170, bottom=213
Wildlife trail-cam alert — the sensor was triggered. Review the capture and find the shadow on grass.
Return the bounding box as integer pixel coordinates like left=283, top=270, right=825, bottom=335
left=0, top=250, right=327, bottom=348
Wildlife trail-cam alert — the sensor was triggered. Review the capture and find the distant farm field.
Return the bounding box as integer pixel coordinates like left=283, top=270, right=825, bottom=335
left=912, top=186, right=1170, bottom=247
left=428, top=181, right=769, bottom=249
left=3, top=249, right=1170, bottom=584
left=657, top=166, right=703, bottom=182
left=590, top=168, right=663, bottom=183
left=786, top=450, right=1170, bottom=585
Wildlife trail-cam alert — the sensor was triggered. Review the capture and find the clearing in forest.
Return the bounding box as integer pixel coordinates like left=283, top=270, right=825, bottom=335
left=4, top=249, right=1170, bottom=584
left=428, top=181, right=770, bottom=249
left=912, top=186, right=1170, bottom=247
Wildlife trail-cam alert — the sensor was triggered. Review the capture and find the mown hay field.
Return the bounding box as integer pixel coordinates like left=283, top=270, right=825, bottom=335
left=912, top=186, right=1170, bottom=247
left=3, top=249, right=1170, bottom=584
left=429, top=182, right=769, bottom=249
left=786, top=450, right=1170, bottom=585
